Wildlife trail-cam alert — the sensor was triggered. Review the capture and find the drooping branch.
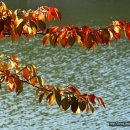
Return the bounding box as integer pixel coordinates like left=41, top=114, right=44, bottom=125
left=0, top=54, right=105, bottom=113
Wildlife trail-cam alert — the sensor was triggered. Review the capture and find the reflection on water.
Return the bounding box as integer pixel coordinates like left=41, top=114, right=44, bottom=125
left=0, top=0, right=130, bottom=130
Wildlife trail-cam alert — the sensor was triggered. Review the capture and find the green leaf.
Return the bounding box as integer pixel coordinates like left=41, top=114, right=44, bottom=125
left=30, top=20, right=37, bottom=35
left=86, top=103, right=89, bottom=113
left=37, top=76, right=44, bottom=87
left=54, top=87, right=62, bottom=106
left=68, top=36, right=75, bottom=46
left=89, top=103, right=94, bottom=113
left=39, top=93, right=44, bottom=103
left=50, top=34, right=58, bottom=47
left=16, top=80, right=23, bottom=96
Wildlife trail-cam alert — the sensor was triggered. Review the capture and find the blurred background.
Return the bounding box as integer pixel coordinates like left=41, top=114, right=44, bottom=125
left=3, top=0, right=130, bottom=26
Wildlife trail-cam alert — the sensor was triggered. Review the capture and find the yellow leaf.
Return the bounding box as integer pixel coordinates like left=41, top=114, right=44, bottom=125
left=27, top=64, right=37, bottom=77
left=28, top=27, right=32, bottom=34
left=8, top=60, right=15, bottom=70
left=0, top=53, right=4, bottom=58
left=114, top=26, right=120, bottom=33
left=1, top=2, right=7, bottom=10
left=30, top=77, right=38, bottom=86
left=16, top=19, right=24, bottom=28
left=37, top=76, right=44, bottom=87
left=76, top=106, right=81, bottom=114
left=47, top=93, right=55, bottom=105
left=37, top=13, right=45, bottom=22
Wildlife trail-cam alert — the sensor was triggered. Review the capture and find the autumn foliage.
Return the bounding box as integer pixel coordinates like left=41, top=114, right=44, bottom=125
left=1, top=1, right=129, bottom=114
left=0, top=54, right=105, bottom=114
left=0, top=2, right=130, bottom=49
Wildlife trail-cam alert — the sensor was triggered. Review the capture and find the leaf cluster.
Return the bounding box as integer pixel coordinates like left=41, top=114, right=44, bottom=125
left=0, top=54, right=105, bottom=114
left=0, top=2, right=130, bottom=50
left=0, top=2, right=61, bottom=41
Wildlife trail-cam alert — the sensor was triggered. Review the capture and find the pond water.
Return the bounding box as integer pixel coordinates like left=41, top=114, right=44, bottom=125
left=0, top=0, right=130, bottom=130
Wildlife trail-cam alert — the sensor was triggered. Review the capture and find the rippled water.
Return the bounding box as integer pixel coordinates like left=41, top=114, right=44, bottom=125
left=0, top=37, right=130, bottom=130
left=0, top=0, right=130, bottom=130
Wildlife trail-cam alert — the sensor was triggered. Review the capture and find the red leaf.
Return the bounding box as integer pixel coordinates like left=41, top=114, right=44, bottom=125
left=124, top=23, right=130, bottom=40
left=49, top=26, right=60, bottom=33
left=81, top=26, right=90, bottom=34
left=8, top=77, right=15, bottom=92
left=88, top=94, right=96, bottom=104
left=47, top=8, right=53, bottom=22
left=60, top=38, right=68, bottom=47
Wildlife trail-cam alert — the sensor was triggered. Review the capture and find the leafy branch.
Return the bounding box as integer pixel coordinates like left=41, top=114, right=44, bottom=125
left=0, top=2, right=130, bottom=49
left=0, top=54, right=105, bottom=114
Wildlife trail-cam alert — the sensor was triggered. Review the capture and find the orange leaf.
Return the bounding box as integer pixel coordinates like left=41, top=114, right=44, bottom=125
left=37, top=13, right=45, bottom=22
left=10, top=55, right=19, bottom=65
left=47, top=93, right=55, bottom=105
left=30, top=77, right=38, bottom=86
left=8, top=77, right=15, bottom=92
left=47, top=8, right=53, bottom=22
left=8, top=60, right=15, bottom=70
left=109, top=28, right=122, bottom=40
left=42, top=33, right=50, bottom=47
left=97, top=97, right=106, bottom=108
left=22, top=67, right=31, bottom=80
left=0, top=61, right=7, bottom=71
left=60, top=38, right=68, bottom=47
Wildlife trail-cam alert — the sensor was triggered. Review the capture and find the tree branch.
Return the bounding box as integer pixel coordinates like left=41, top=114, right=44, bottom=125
left=3, top=31, right=46, bottom=36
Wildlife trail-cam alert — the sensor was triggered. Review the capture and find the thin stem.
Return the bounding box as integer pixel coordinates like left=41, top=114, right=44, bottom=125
left=3, top=31, right=46, bottom=36
left=22, top=80, right=39, bottom=89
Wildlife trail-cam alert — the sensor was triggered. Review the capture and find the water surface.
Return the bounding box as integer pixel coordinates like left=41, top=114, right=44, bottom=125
left=0, top=0, right=130, bottom=130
